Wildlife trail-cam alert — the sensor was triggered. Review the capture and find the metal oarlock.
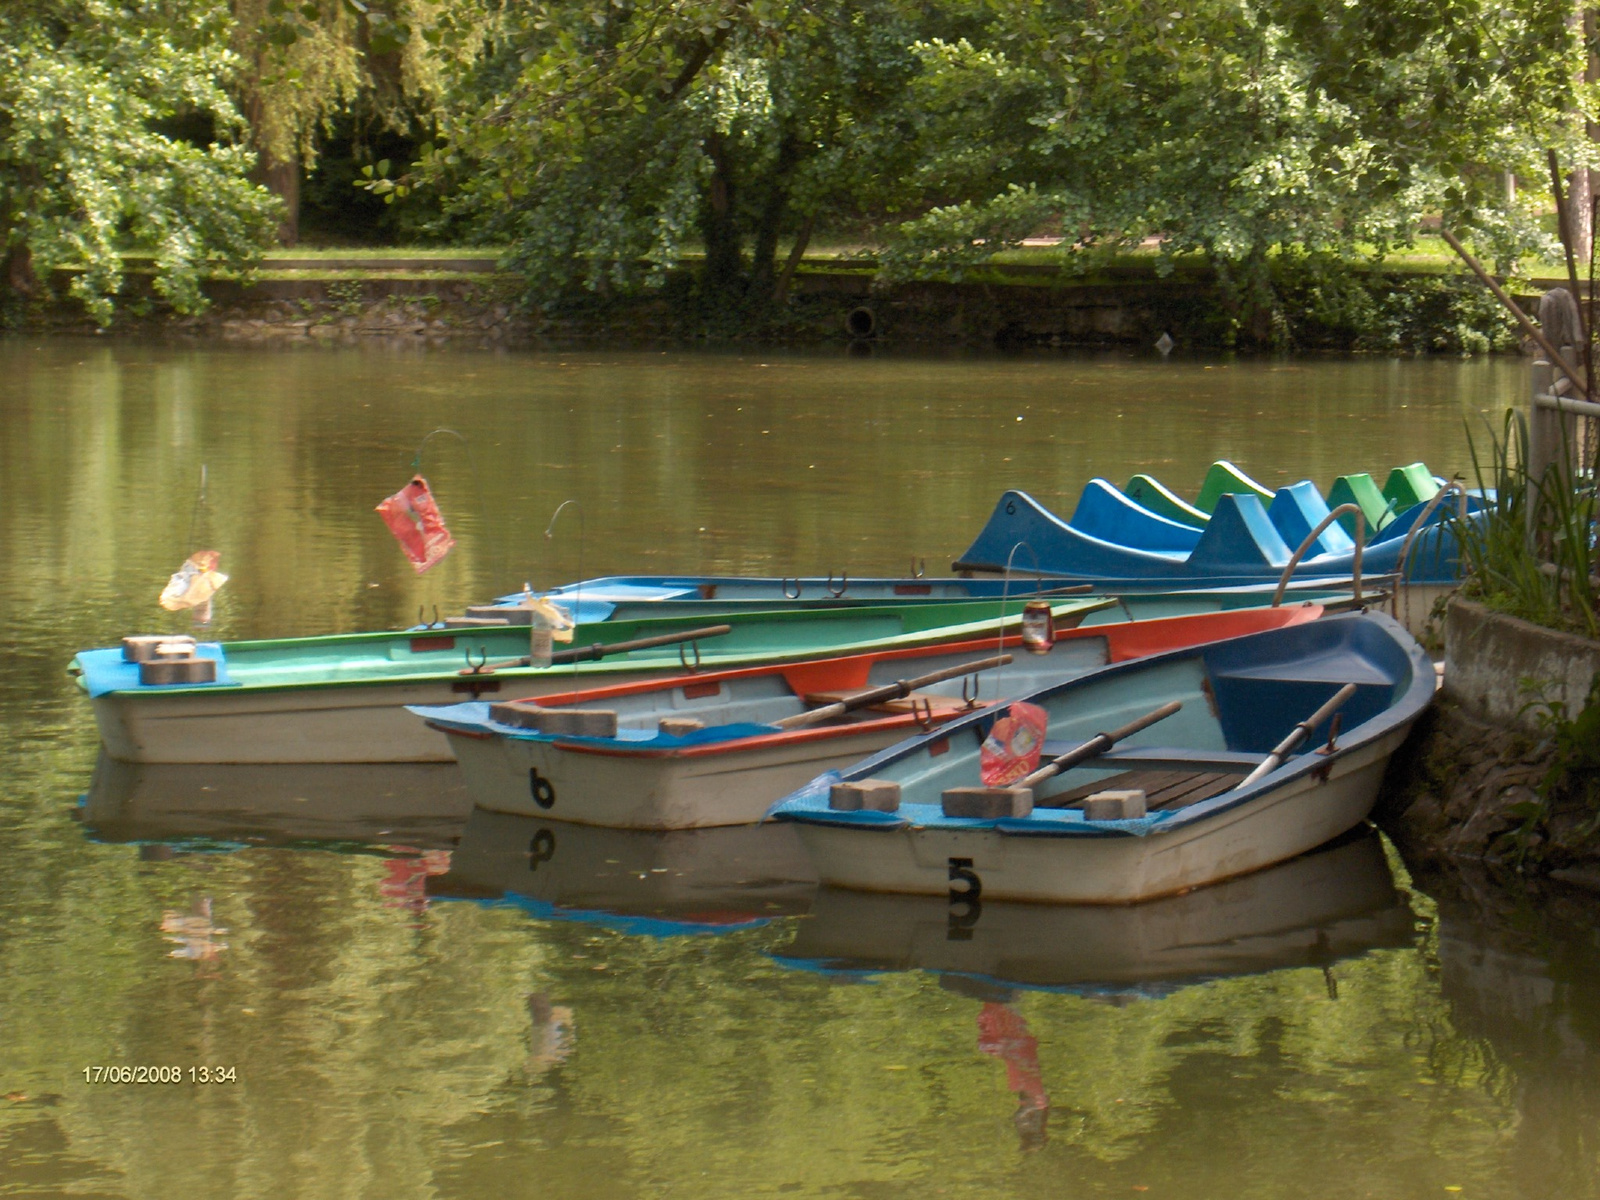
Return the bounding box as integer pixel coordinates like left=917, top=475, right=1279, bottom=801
left=914, top=696, right=935, bottom=732
left=1314, top=712, right=1345, bottom=782
left=1319, top=712, right=1343, bottom=755
left=464, top=646, right=489, bottom=674
left=782, top=578, right=801, bottom=599
left=911, top=558, right=926, bottom=578
left=827, top=571, right=847, bottom=598
left=678, top=638, right=702, bottom=673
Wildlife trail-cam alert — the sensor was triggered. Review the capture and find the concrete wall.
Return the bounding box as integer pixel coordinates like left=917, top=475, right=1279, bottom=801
left=1443, top=596, right=1600, bottom=731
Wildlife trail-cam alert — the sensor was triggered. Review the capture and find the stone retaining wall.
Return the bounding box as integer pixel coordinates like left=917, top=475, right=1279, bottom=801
left=1378, top=596, right=1600, bottom=879
left=1443, top=596, right=1600, bottom=732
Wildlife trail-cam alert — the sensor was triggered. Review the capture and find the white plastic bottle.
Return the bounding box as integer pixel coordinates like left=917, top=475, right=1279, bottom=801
left=529, top=605, right=553, bottom=669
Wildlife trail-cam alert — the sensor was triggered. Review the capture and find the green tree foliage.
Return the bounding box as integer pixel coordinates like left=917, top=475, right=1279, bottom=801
left=409, top=0, right=1583, bottom=324
left=415, top=0, right=956, bottom=310
left=0, top=0, right=279, bottom=323
left=885, top=0, right=1575, bottom=313
left=234, top=0, right=464, bottom=242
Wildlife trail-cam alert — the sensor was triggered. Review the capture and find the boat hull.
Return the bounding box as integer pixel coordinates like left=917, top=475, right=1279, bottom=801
left=791, top=725, right=1411, bottom=905
left=80, top=596, right=1110, bottom=764
left=450, top=724, right=918, bottom=829
left=90, top=669, right=661, bottom=764
left=429, top=606, right=1324, bottom=829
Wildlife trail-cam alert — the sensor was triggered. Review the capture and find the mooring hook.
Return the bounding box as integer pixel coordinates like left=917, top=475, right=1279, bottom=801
left=782, top=578, right=801, bottom=600
left=465, top=646, right=489, bottom=674
left=827, top=571, right=847, bottom=598
left=678, top=638, right=702, bottom=673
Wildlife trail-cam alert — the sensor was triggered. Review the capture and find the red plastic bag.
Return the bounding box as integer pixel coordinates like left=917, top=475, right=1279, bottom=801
left=980, top=701, right=1048, bottom=786
left=376, top=476, right=456, bottom=574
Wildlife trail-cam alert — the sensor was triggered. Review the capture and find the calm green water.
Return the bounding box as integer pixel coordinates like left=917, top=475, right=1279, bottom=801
left=4, top=337, right=1598, bottom=1199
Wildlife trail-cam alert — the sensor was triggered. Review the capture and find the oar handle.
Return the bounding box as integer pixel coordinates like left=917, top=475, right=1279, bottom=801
left=1021, top=700, right=1183, bottom=790
left=459, top=624, right=734, bottom=674
left=1237, top=683, right=1358, bottom=789
left=552, top=624, right=734, bottom=664
left=772, top=654, right=1014, bottom=730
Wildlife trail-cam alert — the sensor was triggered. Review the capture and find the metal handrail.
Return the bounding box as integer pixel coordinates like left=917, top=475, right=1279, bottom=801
left=1272, top=504, right=1365, bottom=608
left=1390, top=481, right=1468, bottom=624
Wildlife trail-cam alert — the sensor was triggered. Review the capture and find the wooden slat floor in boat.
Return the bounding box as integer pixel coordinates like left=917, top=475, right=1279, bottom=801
left=1039, top=768, right=1245, bottom=811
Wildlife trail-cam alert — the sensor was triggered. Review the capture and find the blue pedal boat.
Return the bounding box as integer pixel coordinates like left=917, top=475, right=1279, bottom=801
left=952, top=481, right=1475, bottom=590
left=769, top=611, right=1434, bottom=905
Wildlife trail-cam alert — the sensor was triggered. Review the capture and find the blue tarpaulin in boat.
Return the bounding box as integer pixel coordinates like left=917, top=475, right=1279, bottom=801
left=410, top=700, right=779, bottom=749
left=75, top=645, right=238, bottom=698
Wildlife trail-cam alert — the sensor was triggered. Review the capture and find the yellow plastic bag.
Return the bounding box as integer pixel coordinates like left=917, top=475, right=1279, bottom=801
left=159, top=550, right=229, bottom=624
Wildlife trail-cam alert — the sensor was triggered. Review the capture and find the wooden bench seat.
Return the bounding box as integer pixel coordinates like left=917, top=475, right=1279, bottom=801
left=1038, top=768, right=1245, bottom=812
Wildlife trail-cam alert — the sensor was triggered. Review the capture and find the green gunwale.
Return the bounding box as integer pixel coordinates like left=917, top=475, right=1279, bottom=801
left=78, top=597, right=1114, bottom=698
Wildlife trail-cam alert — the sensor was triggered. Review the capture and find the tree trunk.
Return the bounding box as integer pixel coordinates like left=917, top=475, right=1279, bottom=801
left=243, top=91, right=301, bottom=247
left=750, top=135, right=802, bottom=299
left=1570, top=168, right=1591, bottom=268
left=700, top=132, right=744, bottom=297
left=257, top=153, right=301, bottom=246
left=1569, top=5, right=1598, bottom=263
left=772, top=214, right=815, bottom=305
left=2, top=240, right=35, bottom=298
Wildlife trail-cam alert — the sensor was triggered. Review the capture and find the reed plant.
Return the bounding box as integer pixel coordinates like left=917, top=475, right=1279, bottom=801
left=1454, top=411, right=1598, bottom=639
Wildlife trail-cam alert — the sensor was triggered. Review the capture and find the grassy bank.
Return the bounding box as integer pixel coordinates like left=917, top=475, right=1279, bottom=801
left=14, top=237, right=1543, bottom=352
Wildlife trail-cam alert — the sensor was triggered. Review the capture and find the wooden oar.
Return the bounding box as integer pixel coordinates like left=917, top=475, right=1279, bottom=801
left=1235, top=683, right=1357, bottom=788
left=459, top=624, right=734, bottom=675
left=771, top=654, right=1013, bottom=730
left=1024, top=700, right=1182, bottom=796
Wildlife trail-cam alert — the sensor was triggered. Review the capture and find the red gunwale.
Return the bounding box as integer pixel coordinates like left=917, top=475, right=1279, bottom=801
left=461, top=605, right=1323, bottom=759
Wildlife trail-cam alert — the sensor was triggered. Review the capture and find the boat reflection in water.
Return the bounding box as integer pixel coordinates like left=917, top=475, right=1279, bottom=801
left=427, top=807, right=817, bottom=933
left=775, top=828, right=1414, bottom=993
left=774, top=829, right=1416, bottom=1148
left=80, top=751, right=473, bottom=850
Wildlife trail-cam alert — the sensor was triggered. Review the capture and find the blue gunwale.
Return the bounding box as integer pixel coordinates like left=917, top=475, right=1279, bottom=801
left=770, top=611, right=1434, bottom=839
